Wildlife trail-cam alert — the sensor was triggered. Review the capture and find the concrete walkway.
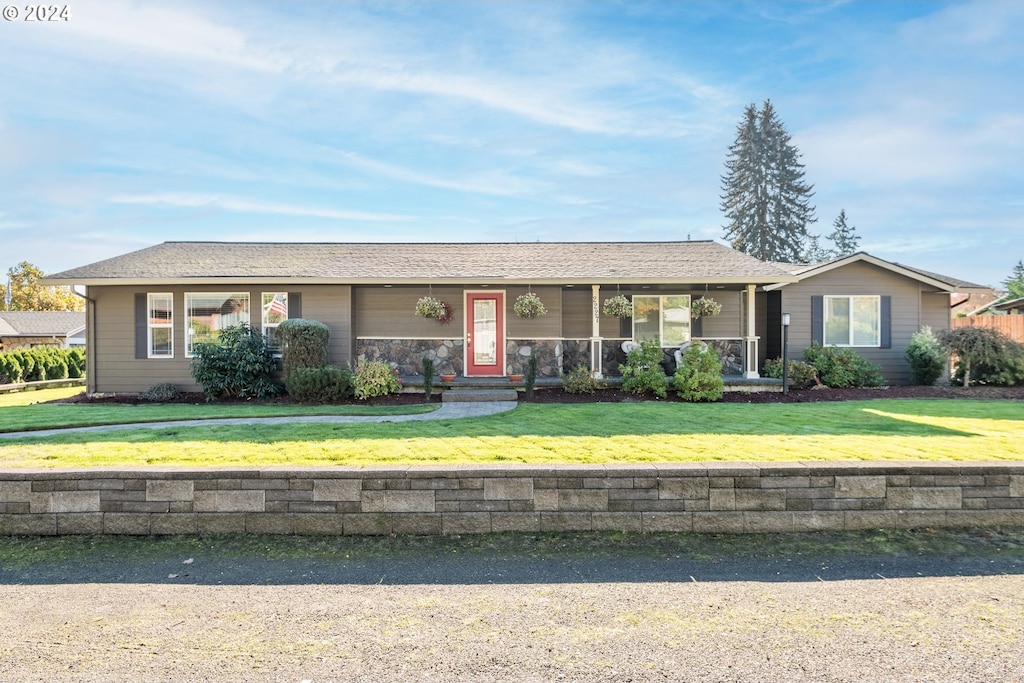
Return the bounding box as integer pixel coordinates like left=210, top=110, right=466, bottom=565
left=0, top=401, right=517, bottom=440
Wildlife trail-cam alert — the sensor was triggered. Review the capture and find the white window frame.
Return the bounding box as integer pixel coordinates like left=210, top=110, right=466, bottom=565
left=632, top=294, right=692, bottom=347
left=824, top=295, right=881, bottom=347
left=261, top=292, right=289, bottom=355
left=185, top=292, right=251, bottom=357
left=147, top=293, right=173, bottom=359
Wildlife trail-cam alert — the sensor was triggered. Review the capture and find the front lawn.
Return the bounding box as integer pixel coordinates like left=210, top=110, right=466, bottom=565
left=0, top=387, right=437, bottom=433
left=0, top=394, right=1021, bottom=468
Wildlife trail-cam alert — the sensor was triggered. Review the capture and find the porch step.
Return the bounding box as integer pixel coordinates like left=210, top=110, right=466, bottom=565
left=442, top=389, right=519, bottom=403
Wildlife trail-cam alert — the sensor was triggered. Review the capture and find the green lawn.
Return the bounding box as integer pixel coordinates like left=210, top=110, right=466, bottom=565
left=1, top=388, right=1022, bottom=468
left=0, top=387, right=437, bottom=432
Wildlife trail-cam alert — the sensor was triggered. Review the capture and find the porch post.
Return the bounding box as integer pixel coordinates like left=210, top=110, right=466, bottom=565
left=744, top=284, right=760, bottom=378
left=591, top=284, right=603, bottom=378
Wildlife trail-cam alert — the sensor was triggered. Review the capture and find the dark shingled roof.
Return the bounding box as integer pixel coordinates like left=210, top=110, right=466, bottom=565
left=0, top=311, right=85, bottom=336
left=45, top=241, right=796, bottom=285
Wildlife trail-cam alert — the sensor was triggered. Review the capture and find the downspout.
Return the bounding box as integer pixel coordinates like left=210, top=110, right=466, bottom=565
left=72, top=285, right=96, bottom=395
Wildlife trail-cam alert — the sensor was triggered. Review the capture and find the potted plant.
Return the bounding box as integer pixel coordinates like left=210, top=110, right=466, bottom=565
left=513, top=291, right=547, bottom=319
left=415, top=296, right=453, bottom=324
left=602, top=294, right=632, bottom=318
left=691, top=296, right=722, bottom=319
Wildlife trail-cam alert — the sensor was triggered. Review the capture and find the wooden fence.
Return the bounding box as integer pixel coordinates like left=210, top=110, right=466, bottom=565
left=952, top=315, right=1024, bottom=342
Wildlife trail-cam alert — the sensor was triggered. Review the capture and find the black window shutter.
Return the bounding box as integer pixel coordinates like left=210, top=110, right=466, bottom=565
left=880, top=296, right=891, bottom=348
left=811, top=296, right=823, bottom=346
left=135, top=293, right=147, bottom=359
left=692, top=316, right=703, bottom=338
left=288, top=292, right=302, bottom=319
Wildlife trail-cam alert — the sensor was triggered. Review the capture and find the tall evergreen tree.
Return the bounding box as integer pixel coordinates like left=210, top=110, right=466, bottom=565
left=1003, top=260, right=1024, bottom=299
left=721, top=99, right=816, bottom=262
left=826, top=209, right=860, bottom=256
left=802, top=234, right=835, bottom=263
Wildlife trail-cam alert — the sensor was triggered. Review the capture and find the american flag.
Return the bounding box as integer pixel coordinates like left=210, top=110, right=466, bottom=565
left=265, top=294, right=287, bottom=318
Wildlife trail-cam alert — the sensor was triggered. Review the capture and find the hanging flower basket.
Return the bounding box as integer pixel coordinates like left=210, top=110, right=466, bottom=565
left=691, top=296, right=722, bottom=319
left=415, top=295, right=450, bottom=323
left=513, top=291, right=547, bottom=319
left=602, top=294, right=633, bottom=318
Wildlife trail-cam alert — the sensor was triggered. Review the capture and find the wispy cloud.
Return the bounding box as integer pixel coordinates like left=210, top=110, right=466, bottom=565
left=110, top=193, right=412, bottom=222
left=334, top=151, right=542, bottom=198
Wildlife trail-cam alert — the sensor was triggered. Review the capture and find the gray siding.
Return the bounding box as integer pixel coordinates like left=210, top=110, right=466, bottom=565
left=354, top=285, right=565, bottom=340
left=90, top=285, right=351, bottom=394
left=780, top=261, right=951, bottom=384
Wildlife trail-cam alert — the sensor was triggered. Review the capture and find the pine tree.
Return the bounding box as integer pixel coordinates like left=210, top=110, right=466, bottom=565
left=802, top=234, right=835, bottom=263
left=1003, top=260, right=1024, bottom=299
left=826, top=209, right=860, bottom=256
left=721, top=99, right=816, bottom=263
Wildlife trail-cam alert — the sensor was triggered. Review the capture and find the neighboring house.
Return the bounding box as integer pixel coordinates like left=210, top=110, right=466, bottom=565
left=991, top=297, right=1024, bottom=314
left=0, top=311, right=86, bottom=351
left=764, top=252, right=988, bottom=384
left=44, top=241, right=982, bottom=394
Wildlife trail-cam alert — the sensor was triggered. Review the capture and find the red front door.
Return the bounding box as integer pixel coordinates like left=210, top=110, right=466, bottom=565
left=465, top=292, right=504, bottom=376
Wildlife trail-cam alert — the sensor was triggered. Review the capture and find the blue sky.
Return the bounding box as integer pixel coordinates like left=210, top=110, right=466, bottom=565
left=1, top=1, right=1021, bottom=289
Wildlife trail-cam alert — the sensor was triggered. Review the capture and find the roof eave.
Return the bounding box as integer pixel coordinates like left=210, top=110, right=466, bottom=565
left=44, top=275, right=799, bottom=287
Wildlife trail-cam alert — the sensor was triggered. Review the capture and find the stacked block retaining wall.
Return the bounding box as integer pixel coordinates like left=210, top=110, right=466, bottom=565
left=2, top=463, right=1023, bottom=536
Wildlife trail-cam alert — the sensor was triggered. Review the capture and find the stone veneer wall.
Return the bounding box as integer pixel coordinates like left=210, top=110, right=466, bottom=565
left=357, top=339, right=464, bottom=376
left=2, top=463, right=1023, bottom=536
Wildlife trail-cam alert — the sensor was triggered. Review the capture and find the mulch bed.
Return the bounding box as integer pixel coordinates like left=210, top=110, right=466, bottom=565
left=50, top=384, right=1024, bottom=406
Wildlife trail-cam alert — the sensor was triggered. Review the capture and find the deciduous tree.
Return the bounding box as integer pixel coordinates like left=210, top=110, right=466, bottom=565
left=1, top=261, right=83, bottom=311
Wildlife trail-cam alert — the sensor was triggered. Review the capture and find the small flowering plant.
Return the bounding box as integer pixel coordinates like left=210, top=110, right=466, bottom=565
left=602, top=294, right=633, bottom=318
left=690, top=296, right=722, bottom=319
left=513, top=291, right=547, bottom=319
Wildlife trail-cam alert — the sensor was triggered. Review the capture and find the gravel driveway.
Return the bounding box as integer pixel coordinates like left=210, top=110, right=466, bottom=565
left=1, top=532, right=1022, bottom=682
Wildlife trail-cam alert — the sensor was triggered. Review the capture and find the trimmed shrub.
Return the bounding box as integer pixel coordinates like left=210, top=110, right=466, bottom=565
left=0, top=353, right=23, bottom=383
left=139, top=383, right=181, bottom=403
left=276, top=319, right=330, bottom=378
left=620, top=338, right=668, bottom=398
left=563, top=364, right=599, bottom=394
left=803, top=343, right=883, bottom=388
left=190, top=323, right=282, bottom=400
left=673, top=343, right=724, bottom=402
left=66, top=348, right=86, bottom=378
left=44, top=357, right=69, bottom=380
left=905, top=326, right=948, bottom=385
left=14, top=350, right=38, bottom=382
left=352, top=359, right=402, bottom=400
left=285, top=365, right=355, bottom=403
left=762, top=358, right=819, bottom=389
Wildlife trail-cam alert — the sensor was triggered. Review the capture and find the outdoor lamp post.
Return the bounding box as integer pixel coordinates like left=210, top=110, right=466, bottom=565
left=781, top=313, right=791, bottom=394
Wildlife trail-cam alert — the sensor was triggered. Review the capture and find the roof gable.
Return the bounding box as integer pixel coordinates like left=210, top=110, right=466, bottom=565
left=763, top=252, right=985, bottom=292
